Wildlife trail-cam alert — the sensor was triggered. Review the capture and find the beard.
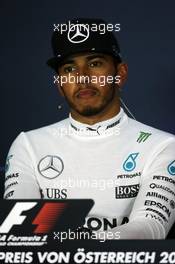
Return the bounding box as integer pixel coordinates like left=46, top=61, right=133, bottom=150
left=62, top=82, right=118, bottom=117
left=76, top=105, right=107, bottom=117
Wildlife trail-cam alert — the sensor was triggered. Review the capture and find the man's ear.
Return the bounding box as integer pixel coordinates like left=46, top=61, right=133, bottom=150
left=117, top=63, right=128, bottom=88
left=58, top=85, right=65, bottom=97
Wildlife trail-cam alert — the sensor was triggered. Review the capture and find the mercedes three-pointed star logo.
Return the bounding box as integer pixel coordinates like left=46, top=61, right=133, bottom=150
left=68, top=23, right=89, bottom=43
left=38, top=155, right=64, bottom=179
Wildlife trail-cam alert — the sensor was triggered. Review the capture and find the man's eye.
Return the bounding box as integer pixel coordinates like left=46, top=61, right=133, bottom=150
left=89, top=61, right=102, bottom=67
left=63, top=66, right=76, bottom=73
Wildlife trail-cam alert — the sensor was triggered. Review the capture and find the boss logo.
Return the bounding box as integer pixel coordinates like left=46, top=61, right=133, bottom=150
left=115, top=184, right=140, bottom=199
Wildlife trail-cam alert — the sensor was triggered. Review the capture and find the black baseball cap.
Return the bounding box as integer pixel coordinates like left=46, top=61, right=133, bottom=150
left=47, top=18, right=122, bottom=72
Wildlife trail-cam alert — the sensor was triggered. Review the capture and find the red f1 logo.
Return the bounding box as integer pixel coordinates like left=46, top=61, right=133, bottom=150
left=32, top=202, right=67, bottom=233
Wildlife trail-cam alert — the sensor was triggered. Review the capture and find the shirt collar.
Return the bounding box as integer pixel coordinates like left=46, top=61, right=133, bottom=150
left=69, top=108, right=128, bottom=138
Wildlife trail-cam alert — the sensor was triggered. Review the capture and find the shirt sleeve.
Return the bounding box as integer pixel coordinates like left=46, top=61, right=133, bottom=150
left=104, top=138, right=175, bottom=239
left=4, top=132, right=41, bottom=199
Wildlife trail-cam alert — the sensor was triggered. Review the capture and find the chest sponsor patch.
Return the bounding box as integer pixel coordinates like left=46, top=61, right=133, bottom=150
left=115, top=184, right=140, bottom=199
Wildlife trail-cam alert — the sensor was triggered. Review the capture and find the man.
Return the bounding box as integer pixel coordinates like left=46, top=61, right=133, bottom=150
left=4, top=18, right=175, bottom=239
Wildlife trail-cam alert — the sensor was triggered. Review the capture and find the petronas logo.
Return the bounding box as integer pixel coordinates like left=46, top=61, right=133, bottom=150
left=167, top=160, right=175, bottom=176
left=137, top=132, right=152, bottom=143
left=123, top=153, right=139, bottom=172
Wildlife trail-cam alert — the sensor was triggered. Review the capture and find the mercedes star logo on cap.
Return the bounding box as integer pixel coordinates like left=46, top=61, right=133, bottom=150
left=38, top=155, right=64, bottom=179
left=68, top=23, right=89, bottom=43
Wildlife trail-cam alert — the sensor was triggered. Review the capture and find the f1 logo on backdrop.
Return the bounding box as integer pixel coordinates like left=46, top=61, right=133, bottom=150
left=0, top=200, right=93, bottom=234
left=0, top=201, right=67, bottom=234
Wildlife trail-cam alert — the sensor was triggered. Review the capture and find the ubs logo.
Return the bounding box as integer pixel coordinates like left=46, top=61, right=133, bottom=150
left=68, top=23, right=89, bottom=43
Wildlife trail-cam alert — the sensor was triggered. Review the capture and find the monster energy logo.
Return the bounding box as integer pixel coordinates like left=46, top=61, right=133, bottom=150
left=137, top=132, right=152, bottom=143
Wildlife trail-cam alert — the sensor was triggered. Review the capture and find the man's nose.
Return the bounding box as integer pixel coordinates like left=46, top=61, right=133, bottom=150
left=77, top=65, right=91, bottom=84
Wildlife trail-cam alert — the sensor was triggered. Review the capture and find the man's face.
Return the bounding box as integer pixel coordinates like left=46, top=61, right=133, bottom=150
left=58, top=52, right=119, bottom=117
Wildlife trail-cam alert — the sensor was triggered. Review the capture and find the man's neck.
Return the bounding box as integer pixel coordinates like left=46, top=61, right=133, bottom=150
left=71, top=98, right=120, bottom=125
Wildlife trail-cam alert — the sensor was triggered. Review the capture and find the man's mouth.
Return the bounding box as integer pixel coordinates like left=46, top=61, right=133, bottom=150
left=76, top=89, right=98, bottom=99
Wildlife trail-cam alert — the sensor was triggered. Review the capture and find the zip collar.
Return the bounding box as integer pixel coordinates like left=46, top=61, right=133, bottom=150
left=69, top=108, right=127, bottom=138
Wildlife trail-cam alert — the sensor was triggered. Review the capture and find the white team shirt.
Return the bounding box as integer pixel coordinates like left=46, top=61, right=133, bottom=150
left=4, top=108, right=175, bottom=239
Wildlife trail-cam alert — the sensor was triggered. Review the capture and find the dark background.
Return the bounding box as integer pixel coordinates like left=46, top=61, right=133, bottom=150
left=0, top=0, right=175, bottom=236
